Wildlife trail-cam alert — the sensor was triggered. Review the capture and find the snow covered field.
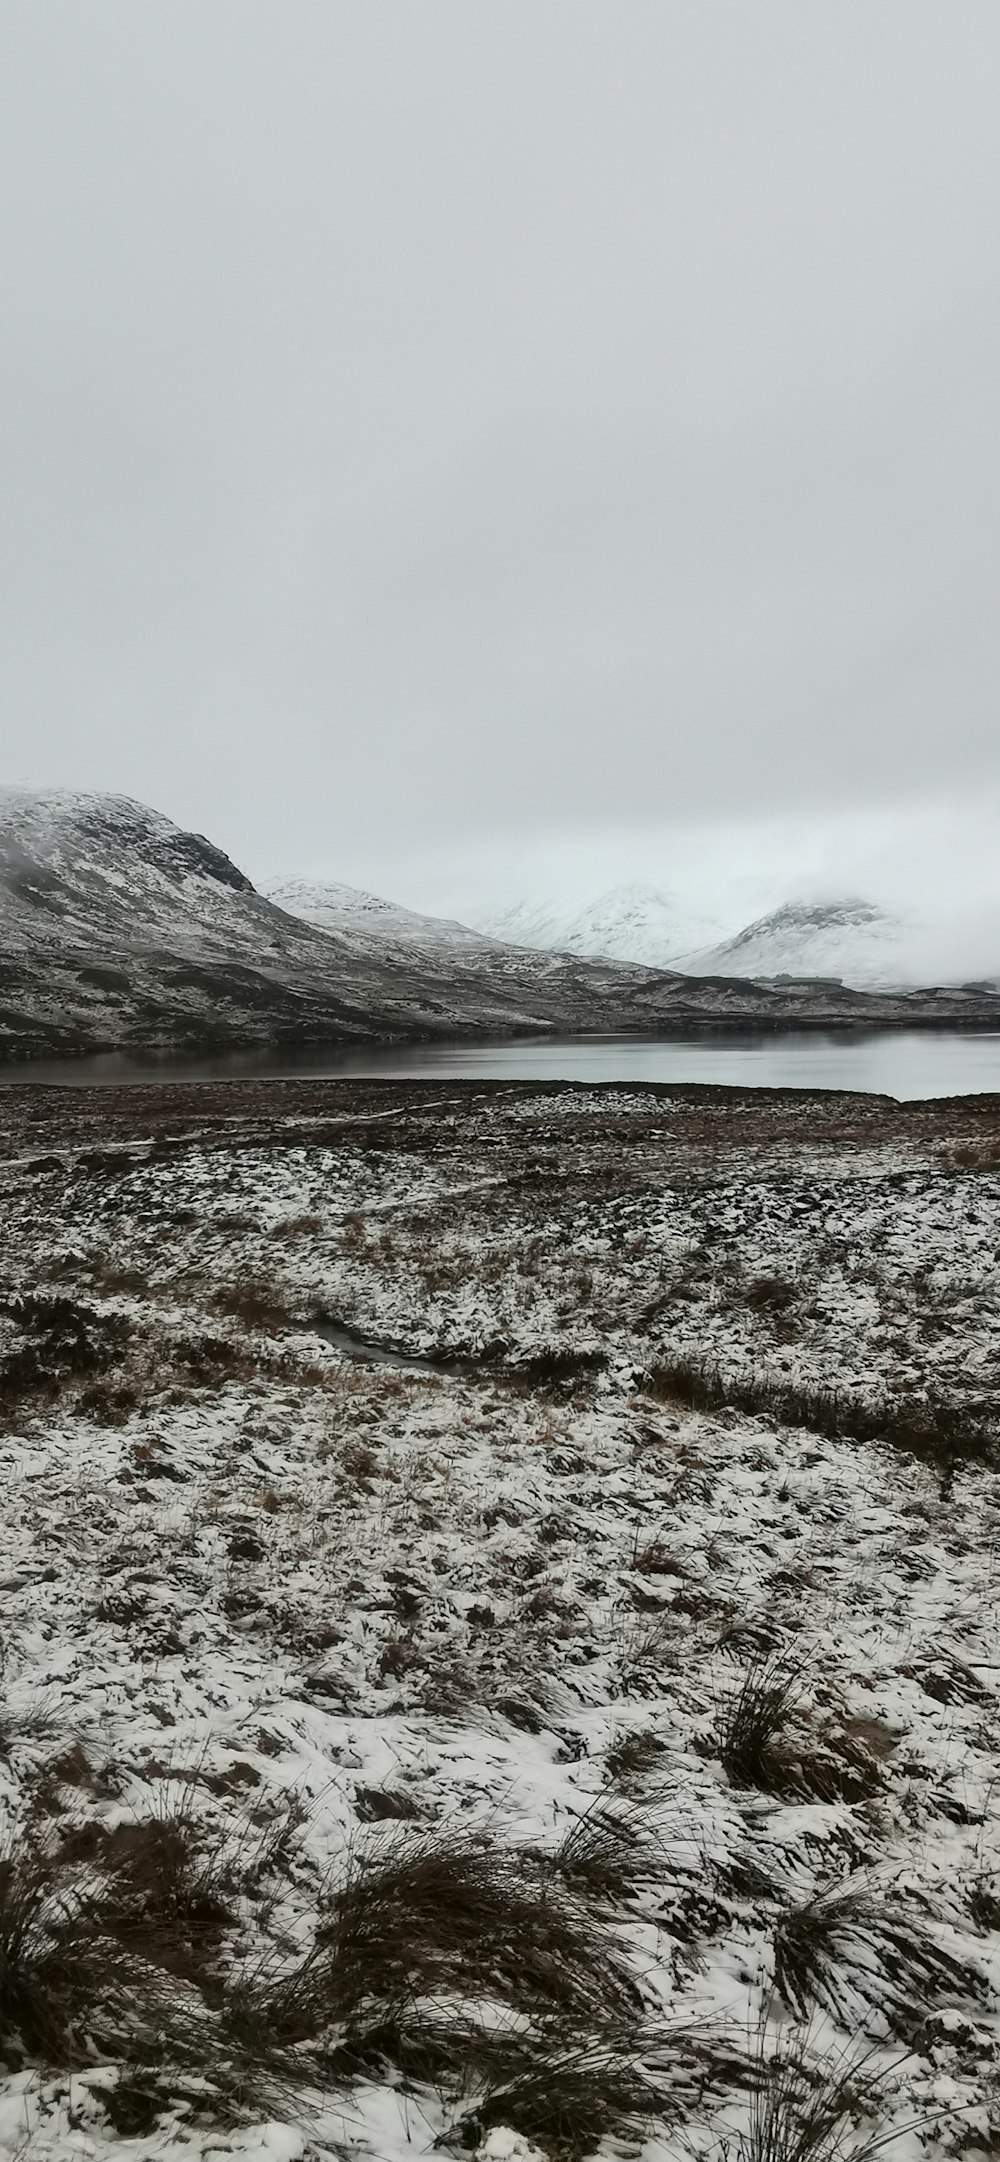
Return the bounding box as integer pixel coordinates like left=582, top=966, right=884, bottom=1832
left=1, top=1077, right=999, bottom=2161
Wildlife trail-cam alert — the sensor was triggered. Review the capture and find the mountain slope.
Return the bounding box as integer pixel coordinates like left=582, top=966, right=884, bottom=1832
left=2, top=791, right=999, bottom=1062
left=677, top=898, right=908, bottom=986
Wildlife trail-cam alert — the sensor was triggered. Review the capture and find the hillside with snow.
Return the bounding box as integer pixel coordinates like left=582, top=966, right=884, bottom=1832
left=264, top=874, right=491, bottom=953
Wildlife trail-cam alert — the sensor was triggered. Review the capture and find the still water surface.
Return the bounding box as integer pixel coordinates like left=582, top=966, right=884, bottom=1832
left=2, top=1031, right=1000, bottom=1099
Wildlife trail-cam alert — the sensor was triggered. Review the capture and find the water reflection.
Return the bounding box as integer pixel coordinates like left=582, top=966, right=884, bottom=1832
left=2, top=1029, right=1000, bottom=1100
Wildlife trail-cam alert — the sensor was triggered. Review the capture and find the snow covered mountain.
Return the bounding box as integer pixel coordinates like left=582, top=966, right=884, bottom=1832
left=2, top=791, right=997, bottom=1062
left=677, top=899, right=910, bottom=986
left=264, top=876, right=491, bottom=953
left=477, top=886, right=953, bottom=989
left=477, top=882, right=723, bottom=971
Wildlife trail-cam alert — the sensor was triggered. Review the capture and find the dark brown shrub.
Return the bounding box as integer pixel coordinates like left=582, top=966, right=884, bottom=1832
left=212, top=1280, right=292, bottom=1333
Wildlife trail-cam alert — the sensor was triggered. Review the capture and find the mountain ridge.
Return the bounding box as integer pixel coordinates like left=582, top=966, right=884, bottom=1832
left=263, top=874, right=493, bottom=953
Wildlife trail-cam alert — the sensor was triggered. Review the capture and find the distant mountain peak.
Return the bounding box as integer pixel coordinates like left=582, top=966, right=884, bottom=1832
left=679, top=895, right=906, bottom=986
left=475, top=880, right=723, bottom=971
left=728, top=897, right=887, bottom=939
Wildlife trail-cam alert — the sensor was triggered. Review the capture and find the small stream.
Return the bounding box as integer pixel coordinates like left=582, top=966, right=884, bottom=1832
left=307, top=1316, right=605, bottom=1389
left=308, top=1315, right=466, bottom=1377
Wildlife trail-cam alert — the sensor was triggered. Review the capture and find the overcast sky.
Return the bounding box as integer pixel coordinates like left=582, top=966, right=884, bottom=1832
left=2, top=2, right=999, bottom=913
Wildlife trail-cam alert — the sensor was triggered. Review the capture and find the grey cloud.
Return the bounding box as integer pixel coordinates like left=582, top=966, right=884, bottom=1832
left=1, top=1, right=999, bottom=878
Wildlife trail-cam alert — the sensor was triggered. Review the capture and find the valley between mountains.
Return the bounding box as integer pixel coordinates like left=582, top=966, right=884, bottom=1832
left=1, top=1075, right=1000, bottom=2159
left=3, top=790, right=1000, bottom=1062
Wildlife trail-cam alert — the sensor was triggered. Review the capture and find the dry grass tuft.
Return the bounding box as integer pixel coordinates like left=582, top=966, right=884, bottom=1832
left=223, top=1824, right=643, bottom=2098
left=446, top=2038, right=660, bottom=2160
left=743, top=1275, right=798, bottom=1312
left=212, top=1279, right=293, bottom=1333
left=717, top=1657, right=800, bottom=1792
left=945, top=1137, right=1000, bottom=1172
left=323, top=1831, right=638, bottom=2033
left=615, top=1604, right=685, bottom=1692
left=271, top=1214, right=324, bottom=1240
left=86, top=1813, right=234, bottom=1986
left=716, top=1664, right=883, bottom=1804
left=0, top=1836, right=212, bottom=2076
left=734, top=2039, right=886, bottom=2162
left=606, top=1729, right=666, bottom=1784
left=774, top=1878, right=987, bottom=2035
left=549, top=1799, right=660, bottom=1903
left=353, top=1786, right=422, bottom=1824
left=0, top=1291, right=132, bottom=1417
left=632, top=1540, right=688, bottom=1577
left=514, top=1348, right=606, bottom=1392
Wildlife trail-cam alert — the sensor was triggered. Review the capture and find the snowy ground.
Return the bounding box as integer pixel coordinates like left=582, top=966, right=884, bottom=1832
left=1, top=1078, right=999, bottom=2161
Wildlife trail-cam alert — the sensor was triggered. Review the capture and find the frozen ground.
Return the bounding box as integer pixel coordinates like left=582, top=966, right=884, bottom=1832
left=1, top=1078, right=999, bottom=2160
